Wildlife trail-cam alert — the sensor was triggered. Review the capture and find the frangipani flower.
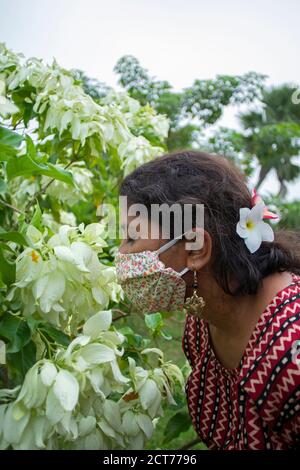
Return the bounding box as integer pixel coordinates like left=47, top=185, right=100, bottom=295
left=236, top=201, right=275, bottom=253
left=251, top=188, right=279, bottom=220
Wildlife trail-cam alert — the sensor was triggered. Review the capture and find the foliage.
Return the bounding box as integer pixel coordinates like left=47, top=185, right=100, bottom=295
left=240, top=85, right=300, bottom=197
left=0, top=43, right=184, bottom=450
left=114, top=55, right=266, bottom=150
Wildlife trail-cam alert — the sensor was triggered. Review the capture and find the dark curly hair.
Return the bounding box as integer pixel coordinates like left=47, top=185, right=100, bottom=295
left=119, top=150, right=300, bottom=296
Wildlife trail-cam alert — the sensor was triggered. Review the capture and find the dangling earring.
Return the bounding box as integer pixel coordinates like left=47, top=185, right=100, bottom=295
left=183, top=270, right=206, bottom=317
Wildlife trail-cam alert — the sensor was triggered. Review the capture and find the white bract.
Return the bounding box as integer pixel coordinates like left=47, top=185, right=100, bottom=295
left=118, top=135, right=164, bottom=176
left=0, top=78, right=19, bottom=117
left=101, top=91, right=169, bottom=143
left=0, top=44, right=168, bottom=175
left=8, top=222, right=123, bottom=331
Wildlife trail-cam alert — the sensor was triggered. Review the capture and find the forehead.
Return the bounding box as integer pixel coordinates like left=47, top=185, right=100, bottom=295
left=120, top=208, right=167, bottom=241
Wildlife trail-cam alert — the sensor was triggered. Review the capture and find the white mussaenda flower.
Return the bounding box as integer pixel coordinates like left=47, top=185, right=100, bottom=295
left=118, top=135, right=164, bottom=176
left=101, top=91, right=169, bottom=143
left=0, top=311, right=126, bottom=449
left=236, top=201, right=275, bottom=253
left=0, top=309, right=184, bottom=450
left=8, top=222, right=122, bottom=330
left=0, top=78, right=19, bottom=116
left=1, top=45, right=167, bottom=179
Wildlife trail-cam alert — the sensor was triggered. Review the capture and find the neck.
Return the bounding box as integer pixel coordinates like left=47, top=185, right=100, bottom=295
left=186, top=270, right=293, bottom=370
left=192, top=270, right=293, bottom=339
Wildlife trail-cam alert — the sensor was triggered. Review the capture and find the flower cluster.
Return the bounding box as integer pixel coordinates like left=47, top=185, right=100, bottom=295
left=8, top=223, right=123, bottom=331
left=0, top=44, right=168, bottom=175
left=7, top=176, right=40, bottom=210
left=101, top=91, right=169, bottom=143
left=118, top=135, right=164, bottom=176
left=0, top=311, right=183, bottom=450
left=43, top=161, right=94, bottom=207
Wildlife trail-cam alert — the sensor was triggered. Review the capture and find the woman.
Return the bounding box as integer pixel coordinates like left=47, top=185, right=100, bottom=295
left=115, top=150, right=300, bottom=450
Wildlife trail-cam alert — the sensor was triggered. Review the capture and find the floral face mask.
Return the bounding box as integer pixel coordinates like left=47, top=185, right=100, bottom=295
left=114, top=233, right=189, bottom=313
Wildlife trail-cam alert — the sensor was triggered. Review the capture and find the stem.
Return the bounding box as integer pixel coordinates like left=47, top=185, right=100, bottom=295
left=12, top=119, right=23, bottom=130
left=180, top=437, right=202, bottom=450
left=24, top=160, right=75, bottom=214
left=0, top=198, right=24, bottom=215
left=0, top=365, right=9, bottom=388
left=41, top=160, right=74, bottom=193
left=169, top=317, right=185, bottom=325
left=38, top=329, right=56, bottom=358
left=112, top=309, right=131, bottom=322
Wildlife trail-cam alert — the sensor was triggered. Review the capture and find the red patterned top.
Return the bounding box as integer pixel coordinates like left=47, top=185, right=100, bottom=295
left=182, top=272, right=300, bottom=450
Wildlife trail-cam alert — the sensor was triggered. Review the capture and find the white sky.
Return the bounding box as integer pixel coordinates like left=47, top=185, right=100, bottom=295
left=1, top=0, right=300, bottom=200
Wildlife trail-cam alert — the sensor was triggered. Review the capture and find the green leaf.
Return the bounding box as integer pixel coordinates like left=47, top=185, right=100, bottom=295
left=31, top=202, right=43, bottom=231
left=25, top=135, right=36, bottom=159
left=119, top=327, right=144, bottom=349
left=0, top=143, right=18, bottom=161
left=0, top=271, right=6, bottom=288
left=26, top=316, right=41, bottom=334
left=163, top=411, right=192, bottom=443
left=0, top=178, right=7, bottom=194
left=0, top=229, right=29, bottom=246
left=160, top=330, right=172, bottom=341
left=7, top=340, right=36, bottom=379
left=0, top=313, right=31, bottom=353
left=6, top=154, right=74, bottom=186
left=40, top=324, right=70, bottom=347
left=145, top=312, right=163, bottom=332
left=0, top=126, right=23, bottom=161
left=0, top=244, right=15, bottom=285
left=118, top=326, right=135, bottom=336
left=0, top=126, right=23, bottom=148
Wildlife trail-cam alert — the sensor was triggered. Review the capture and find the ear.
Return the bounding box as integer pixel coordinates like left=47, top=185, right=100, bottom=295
left=185, top=227, right=212, bottom=271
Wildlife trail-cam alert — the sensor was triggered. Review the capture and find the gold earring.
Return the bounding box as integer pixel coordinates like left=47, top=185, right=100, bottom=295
left=183, top=270, right=206, bottom=317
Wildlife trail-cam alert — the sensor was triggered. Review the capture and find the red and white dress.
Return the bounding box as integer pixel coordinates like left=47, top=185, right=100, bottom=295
left=182, top=272, right=300, bottom=450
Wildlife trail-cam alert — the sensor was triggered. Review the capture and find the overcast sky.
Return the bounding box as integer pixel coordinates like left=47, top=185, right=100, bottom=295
left=1, top=0, right=300, bottom=200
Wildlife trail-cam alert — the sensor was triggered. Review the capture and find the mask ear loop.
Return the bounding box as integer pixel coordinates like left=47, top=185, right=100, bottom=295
left=179, top=267, right=189, bottom=276
left=156, top=230, right=191, bottom=254
left=156, top=231, right=192, bottom=277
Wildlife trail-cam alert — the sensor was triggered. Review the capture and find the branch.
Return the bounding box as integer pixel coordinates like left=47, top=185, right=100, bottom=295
left=24, top=160, right=74, bottom=214
left=179, top=437, right=202, bottom=450
left=112, top=308, right=131, bottom=322
left=0, top=198, right=24, bottom=215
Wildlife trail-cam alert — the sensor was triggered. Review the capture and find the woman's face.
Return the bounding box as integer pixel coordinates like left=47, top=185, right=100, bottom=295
left=118, top=213, right=191, bottom=275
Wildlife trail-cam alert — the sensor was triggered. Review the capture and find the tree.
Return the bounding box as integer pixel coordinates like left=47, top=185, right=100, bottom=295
left=114, top=55, right=266, bottom=151
left=240, top=85, right=300, bottom=197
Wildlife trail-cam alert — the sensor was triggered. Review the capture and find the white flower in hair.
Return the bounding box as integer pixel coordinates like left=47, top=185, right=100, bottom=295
left=236, top=201, right=276, bottom=253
